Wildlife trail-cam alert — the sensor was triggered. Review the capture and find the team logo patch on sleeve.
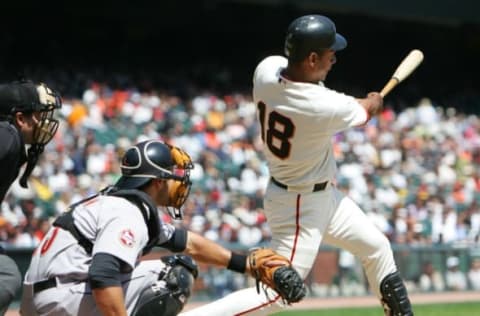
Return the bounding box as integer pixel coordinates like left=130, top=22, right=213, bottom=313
left=119, top=229, right=136, bottom=247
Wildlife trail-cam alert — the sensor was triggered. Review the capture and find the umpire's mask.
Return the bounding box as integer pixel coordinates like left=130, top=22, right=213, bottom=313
left=114, top=140, right=194, bottom=220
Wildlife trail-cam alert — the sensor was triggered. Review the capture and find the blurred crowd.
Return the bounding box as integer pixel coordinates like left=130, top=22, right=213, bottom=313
left=1, top=80, right=480, bottom=256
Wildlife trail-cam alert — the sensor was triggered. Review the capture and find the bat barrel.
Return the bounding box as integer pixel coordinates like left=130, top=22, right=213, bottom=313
left=380, top=49, right=424, bottom=97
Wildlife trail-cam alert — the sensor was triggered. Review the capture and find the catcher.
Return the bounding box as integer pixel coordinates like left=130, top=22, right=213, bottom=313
left=20, top=139, right=305, bottom=316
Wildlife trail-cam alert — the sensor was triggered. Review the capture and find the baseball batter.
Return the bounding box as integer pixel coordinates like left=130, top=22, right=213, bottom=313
left=181, top=15, right=413, bottom=316
left=21, top=140, right=290, bottom=316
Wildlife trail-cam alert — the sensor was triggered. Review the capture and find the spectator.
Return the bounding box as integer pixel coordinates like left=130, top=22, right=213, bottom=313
left=467, top=258, right=480, bottom=290
left=445, top=256, right=468, bottom=291
left=418, top=261, right=445, bottom=292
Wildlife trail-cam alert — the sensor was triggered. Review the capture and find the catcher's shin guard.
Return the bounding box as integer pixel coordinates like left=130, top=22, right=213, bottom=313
left=132, top=255, right=198, bottom=316
left=380, top=271, right=413, bottom=316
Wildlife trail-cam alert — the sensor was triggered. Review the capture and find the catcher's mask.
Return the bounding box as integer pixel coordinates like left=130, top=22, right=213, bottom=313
left=0, top=80, right=62, bottom=187
left=114, top=140, right=194, bottom=220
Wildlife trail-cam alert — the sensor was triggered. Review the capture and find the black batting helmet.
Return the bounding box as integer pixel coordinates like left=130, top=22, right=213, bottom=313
left=284, top=14, right=347, bottom=62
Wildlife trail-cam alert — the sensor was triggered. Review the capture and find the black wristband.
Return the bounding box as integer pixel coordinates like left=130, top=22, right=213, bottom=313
left=227, top=252, right=247, bottom=273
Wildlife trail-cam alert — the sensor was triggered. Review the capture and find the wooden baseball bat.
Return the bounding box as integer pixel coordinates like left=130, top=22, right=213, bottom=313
left=380, top=49, right=424, bottom=97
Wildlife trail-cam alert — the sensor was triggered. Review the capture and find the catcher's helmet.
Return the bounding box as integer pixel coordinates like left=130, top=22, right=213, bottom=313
left=115, top=140, right=180, bottom=190
left=115, top=140, right=193, bottom=219
left=284, top=14, right=347, bottom=62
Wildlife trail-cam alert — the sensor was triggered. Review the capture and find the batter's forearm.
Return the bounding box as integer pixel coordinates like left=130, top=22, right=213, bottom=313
left=92, top=286, right=128, bottom=316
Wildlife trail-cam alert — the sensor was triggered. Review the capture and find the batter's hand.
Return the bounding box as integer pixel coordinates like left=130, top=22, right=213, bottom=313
left=359, top=92, right=383, bottom=118
left=248, top=248, right=306, bottom=304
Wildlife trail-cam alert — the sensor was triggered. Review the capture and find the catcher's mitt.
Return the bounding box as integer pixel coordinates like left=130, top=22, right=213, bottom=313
left=248, top=248, right=306, bottom=304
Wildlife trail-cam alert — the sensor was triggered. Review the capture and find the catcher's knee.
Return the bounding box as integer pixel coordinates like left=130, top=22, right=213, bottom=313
left=380, top=271, right=413, bottom=316
left=132, top=255, right=198, bottom=316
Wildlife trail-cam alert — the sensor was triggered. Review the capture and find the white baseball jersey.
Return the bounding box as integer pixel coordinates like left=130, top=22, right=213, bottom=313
left=21, top=195, right=175, bottom=316
left=253, top=55, right=367, bottom=187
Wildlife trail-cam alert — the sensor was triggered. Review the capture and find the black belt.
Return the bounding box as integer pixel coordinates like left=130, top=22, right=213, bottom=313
left=271, top=177, right=328, bottom=192
left=33, top=278, right=57, bottom=294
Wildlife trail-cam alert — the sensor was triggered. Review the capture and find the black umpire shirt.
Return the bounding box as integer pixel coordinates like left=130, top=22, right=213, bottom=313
left=0, top=121, right=27, bottom=201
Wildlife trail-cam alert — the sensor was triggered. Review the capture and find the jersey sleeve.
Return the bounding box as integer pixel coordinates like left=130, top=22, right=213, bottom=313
left=92, top=203, right=149, bottom=269
left=322, top=88, right=368, bottom=132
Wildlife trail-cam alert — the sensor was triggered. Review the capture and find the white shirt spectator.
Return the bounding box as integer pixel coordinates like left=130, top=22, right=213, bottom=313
left=353, top=142, right=378, bottom=165
left=437, top=154, right=457, bottom=186
left=132, top=103, right=153, bottom=125
left=237, top=226, right=262, bottom=247
left=86, top=145, right=108, bottom=175
left=468, top=259, right=480, bottom=290
left=172, top=134, right=204, bottom=162
left=375, top=186, right=399, bottom=209
left=14, top=230, right=39, bottom=248
left=380, top=148, right=401, bottom=169
left=415, top=98, right=438, bottom=126
left=418, top=262, right=445, bottom=292
left=445, top=257, right=467, bottom=291
left=338, top=163, right=368, bottom=197
left=47, top=171, right=70, bottom=194
left=240, top=168, right=259, bottom=195
left=441, top=210, right=458, bottom=243
left=396, top=108, right=416, bottom=130
left=469, top=210, right=480, bottom=242
left=192, top=95, right=211, bottom=116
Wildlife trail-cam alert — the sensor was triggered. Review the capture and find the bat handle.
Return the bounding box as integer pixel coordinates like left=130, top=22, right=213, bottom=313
left=380, top=78, right=399, bottom=98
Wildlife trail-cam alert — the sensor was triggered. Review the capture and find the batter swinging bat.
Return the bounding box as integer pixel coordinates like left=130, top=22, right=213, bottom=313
left=380, top=49, right=424, bottom=97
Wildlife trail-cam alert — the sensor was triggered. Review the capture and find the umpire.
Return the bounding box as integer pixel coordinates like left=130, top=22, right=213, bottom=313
left=0, top=80, right=62, bottom=314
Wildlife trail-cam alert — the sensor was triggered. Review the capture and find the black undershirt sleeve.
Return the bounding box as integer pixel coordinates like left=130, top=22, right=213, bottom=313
left=88, top=253, right=123, bottom=289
